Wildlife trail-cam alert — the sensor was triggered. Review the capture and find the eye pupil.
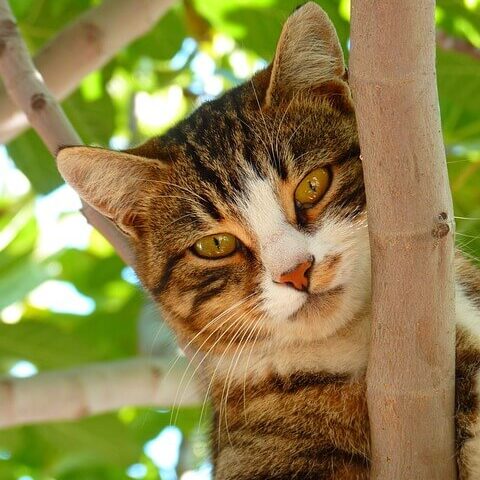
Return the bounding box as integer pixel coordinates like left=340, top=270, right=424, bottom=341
left=193, top=233, right=238, bottom=259
left=294, top=167, right=330, bottom=210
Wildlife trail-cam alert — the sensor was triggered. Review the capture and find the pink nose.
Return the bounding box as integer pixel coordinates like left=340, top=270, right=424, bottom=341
left=277, top=258, right=313, bottom=292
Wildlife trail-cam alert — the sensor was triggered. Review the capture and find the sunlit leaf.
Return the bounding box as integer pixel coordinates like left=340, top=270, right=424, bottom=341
left=6, top=130, right=63, bottom=194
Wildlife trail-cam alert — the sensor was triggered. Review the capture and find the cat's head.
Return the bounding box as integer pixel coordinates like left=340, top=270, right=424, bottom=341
left=57, top=3, right=370, bottom=354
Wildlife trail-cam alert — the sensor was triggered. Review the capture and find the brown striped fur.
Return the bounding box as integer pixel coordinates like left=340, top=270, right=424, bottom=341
left=57, top=3, right=480, bottom=478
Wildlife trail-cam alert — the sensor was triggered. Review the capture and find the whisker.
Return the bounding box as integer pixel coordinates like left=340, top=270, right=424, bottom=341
left=447, top=159, right=472, bottom=164
left=215, top=305, right=260, bottom=446
left=180, top=292, right=257, bottom=357
left=223, top=313, right=264, bottom=434
left=242, top=314, right=267, bottom=423
left=135, top=190, right=200, bottom=204
left=455, top=216, right=480, bottom=221
left=456, top=232, right=480, bottom=239
left=195, top=305, right=259, bottom=432
left=285, top=114, right=313, bottom=148
left=197, top=305, right=260, bottom=432
left=221, top=312, right=263, bottom=446
left=462, top=250, right=480, bottom=262
left=164, top=212, right=200, bottom=228
left=274, top=90, right=302, bottom=165
left=171, top=300, right=258, bottom=425
left=457, top=232, right=480, bottom=249
left=290, top=148, right=322, bottom=164
left=170, top=311, right=244, bottom=426
left=147, top=317, right=168, bottom=357
left=237, top=117, right=271, bottom=160
left=141, top=178, right=208, bottom=204
left=161, top=294, right=257, bottom=416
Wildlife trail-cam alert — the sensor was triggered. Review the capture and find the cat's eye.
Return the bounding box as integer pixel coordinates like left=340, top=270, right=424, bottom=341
left=193, top=233, right=237, bottom=259
left=294, top=167, right=330, bottom=208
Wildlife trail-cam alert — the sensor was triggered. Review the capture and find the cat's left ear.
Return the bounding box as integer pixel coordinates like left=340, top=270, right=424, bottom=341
left=266, top=2, right=350, bottom=107
left=57, top=146, right=167, bottom=238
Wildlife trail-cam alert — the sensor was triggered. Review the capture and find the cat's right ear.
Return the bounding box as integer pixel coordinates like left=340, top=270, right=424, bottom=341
left=57, top=146, right=167, bottom=238
left=265, top=2, right=350, bottom=107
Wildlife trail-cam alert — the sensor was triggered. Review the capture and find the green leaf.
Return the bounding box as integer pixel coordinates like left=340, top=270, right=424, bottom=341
left=6, top=130, right=63, bottom=194
left=0, top=322, right=98, bottom=370
left=0, top=414, right=142, bottom=480
left=62, top=89, right=115, bottom=146
left=196, top=0, right=350, bottom=60
left=128, top=8, right=187, bottom=62
left=0, top=202, right=37, bottom=272
left=438, top=50, right=480, bottom=145
left=15, top=0, right=94, bottom=52
left=0, top=258, right=49, bottom=310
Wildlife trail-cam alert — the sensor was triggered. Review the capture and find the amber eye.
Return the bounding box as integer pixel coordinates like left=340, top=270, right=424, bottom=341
left=294, top=167, right=330, bottom=208
left=193, top=233, right=237, bottom=259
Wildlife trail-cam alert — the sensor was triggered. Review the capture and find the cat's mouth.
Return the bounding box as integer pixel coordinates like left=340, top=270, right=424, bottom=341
left=290, top=285, right=345, bottom=321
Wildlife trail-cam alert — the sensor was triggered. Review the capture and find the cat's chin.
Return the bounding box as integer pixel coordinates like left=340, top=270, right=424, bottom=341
left=271, top=282, right=369, bottom=344
left=290, top=285, right=345, bottom=323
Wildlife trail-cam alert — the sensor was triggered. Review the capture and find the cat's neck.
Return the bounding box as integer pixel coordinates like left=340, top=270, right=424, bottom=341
left=208, top=309, right=372, bottom=480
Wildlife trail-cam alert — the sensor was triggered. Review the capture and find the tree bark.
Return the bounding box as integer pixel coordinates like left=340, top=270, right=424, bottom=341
left=0, top=0, right=176, bottom=144
left=0, top=358, right=200, bottom=428
left=0, top=0, right=134, bottom=265
left=350, top=2, right=456, bottom=479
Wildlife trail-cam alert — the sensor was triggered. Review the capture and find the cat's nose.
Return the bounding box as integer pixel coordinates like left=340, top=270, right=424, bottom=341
left=276, top=257, right=314, bottom=292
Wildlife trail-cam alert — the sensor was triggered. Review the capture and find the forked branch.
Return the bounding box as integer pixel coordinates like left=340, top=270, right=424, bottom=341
left=0, top=0, right=176, bottom=144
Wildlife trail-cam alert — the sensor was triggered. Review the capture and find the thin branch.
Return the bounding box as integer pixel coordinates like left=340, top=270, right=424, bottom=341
left=437, top=29, right=480, bottom=61
left=0, top=0, right=134, bottom=265
left=0, top=0, right=176, bottom=144
left=350, top=1, right=456, bottom=478
left=0, top=358, right=200, bottom=428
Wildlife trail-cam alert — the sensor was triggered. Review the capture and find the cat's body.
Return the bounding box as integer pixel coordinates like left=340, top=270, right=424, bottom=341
left=209, top=280, right=480, bottom=480
left=57, top=3, right=480, bottom=478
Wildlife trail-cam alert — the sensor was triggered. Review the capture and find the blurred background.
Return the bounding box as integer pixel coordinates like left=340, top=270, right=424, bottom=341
left=0, top=0, right=479, bottom=479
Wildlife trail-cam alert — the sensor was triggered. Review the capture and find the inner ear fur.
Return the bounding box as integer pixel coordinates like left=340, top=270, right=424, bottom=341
left=266, top=2, right=351, bottom=108
left=57, top=146, right=167, bottom=238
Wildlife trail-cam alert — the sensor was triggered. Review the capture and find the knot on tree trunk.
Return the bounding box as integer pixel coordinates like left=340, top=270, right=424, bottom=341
left=432, top=212, right=452, bottom=239
left=0, top=18, right=16, bottom=33
left=0, top=19, right=16, bottom=55
left=30, top=93, right=47, bottom=111
left=81, top=21, right=103, bottom=56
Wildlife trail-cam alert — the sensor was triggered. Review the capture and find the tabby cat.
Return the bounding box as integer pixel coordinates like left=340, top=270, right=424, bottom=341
left=57, top=3, right=480, bottom=478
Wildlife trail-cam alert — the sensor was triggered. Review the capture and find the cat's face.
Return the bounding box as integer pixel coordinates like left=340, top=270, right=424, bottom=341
left=57, top=3, right=371, bottom=355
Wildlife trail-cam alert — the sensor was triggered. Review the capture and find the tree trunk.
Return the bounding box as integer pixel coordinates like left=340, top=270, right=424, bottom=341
left=350, top=1, right=456, bottom=479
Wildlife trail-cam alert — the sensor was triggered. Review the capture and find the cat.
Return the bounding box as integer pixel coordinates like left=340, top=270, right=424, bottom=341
left=56, top=2, right=480, bottom=479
